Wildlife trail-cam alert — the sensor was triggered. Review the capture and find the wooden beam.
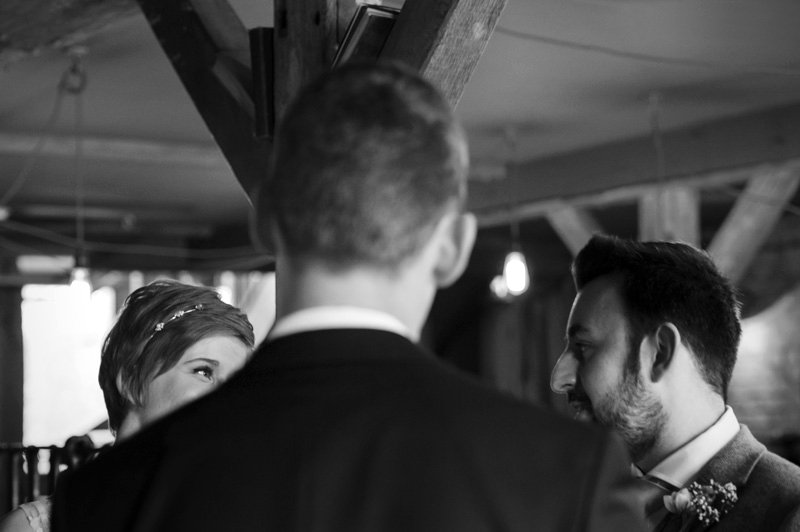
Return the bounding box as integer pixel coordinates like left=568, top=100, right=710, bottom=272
left=273, top=0, right=339, bottom=121
left=638, top=186, right=700, bottom=245
left=475, top=159, right=800, bottom=227
left=470, top=102, right=800, bottom=219
left=708, top=170, right=800, bottom=283
left=545, top=204, right=603, bottom=256
left=0, top=0, right=139, bottom=66
left=379, top=0, right=508, bottom=108
left=135, top=0, right=270, bottom=199
left=0, top=259, right=23, bottom=444
left=0, top=132, right=228, bottom=169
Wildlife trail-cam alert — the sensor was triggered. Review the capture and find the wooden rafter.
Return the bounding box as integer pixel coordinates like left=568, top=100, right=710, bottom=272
left=638, top=186, right=700, bottom=245
left=380, top=0, right=508, bottom=108
left=0, top=132, right=227, bottom=169
left=272, top=0, right=357, bottom=120
left=470, top=102, right=800, bottom=222
left=545, top=204, right=603, bottom=256
left=708, top=171, right=800, bottom=283
left=475, top=159, right=800, bottom=227
left=135, top=0, right=269, bottom=199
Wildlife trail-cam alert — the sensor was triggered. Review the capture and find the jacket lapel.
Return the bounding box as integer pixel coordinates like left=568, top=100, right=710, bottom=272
left=657, top=426, right=765, bottom=532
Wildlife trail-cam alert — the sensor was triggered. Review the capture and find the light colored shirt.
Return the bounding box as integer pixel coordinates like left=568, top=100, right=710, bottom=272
left=267, top=306, right=415, bottom=342
left=19, top=497, right=51, bottom=532
left=635, top=406, right=740, bottom=490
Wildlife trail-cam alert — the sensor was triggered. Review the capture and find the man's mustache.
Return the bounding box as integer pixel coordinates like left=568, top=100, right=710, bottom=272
left=566, top=390, right=591, bottom=411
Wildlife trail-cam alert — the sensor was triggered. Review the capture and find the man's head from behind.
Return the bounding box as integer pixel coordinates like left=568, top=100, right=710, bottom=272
left=260, top=62, right=469, bottom=274
left=551, top=234, right=742, bottom=461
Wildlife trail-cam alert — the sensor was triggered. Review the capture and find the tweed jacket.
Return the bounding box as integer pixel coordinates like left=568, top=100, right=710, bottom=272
left=656, top=425, right=800, bottom=532
left=53, top=329, right=645, bottom=532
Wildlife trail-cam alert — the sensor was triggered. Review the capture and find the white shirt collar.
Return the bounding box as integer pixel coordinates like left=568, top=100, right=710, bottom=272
left=637, top=406, right=740, bottom=489
left=267, top=306, right=416, bottom=342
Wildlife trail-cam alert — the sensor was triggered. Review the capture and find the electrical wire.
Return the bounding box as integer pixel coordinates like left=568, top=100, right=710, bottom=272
left=648, top=92, right=666, bottom=233
left=0, top=49, right=269, bottom=269
left=495, top=26, right=800, bottom=77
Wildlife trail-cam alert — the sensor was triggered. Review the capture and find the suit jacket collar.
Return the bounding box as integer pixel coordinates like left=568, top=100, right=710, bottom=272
left=249, top=328, right=432, bottom=372
left=657, top=426, right=765, bottom=532
left=693, top=425, right=765, bottom=488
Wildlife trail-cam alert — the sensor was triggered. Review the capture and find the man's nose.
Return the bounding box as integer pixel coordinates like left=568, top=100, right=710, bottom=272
left=550, top=352, right=578, bottom=394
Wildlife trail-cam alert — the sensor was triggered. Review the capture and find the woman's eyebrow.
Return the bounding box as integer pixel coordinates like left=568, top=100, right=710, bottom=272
left=184, top=357, right=220, bottom=367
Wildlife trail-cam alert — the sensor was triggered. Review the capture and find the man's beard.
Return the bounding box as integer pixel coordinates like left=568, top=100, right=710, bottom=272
left=568, top=367, right=666, bottom=463
left=594, top=371, right=666, bottom=462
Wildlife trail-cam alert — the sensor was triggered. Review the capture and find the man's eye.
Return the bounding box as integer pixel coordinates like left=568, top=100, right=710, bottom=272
left=572, top=343, right=589, bottom=360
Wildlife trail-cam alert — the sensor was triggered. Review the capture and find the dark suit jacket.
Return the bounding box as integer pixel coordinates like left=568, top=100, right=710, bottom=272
left=657, top=425, right=800, bottom=532
left=53, top=329, right=645, bottom=532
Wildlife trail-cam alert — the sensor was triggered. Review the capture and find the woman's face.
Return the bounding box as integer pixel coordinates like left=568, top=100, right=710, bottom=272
left=124, top=336, right=249, bottom=436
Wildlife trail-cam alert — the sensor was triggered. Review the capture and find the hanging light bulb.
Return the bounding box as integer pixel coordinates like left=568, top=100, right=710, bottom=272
left=489, top=125, right=530, bottom=300
left=66, top=48, right=92, bottom=305
left=490, top=222, right=530, bottom=300
left=70, top=254, right=92, bottom=302
left=503, top=248, right=529, bottom=296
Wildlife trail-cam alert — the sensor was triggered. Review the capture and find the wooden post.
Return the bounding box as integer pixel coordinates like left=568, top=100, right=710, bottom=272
left=273, top=0, right=339, bottom=121
left=638, top=186, right=700, bottom=245
left=0, top=259, right=23, bottom=443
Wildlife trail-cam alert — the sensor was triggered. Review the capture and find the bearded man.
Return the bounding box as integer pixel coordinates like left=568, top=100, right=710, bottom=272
left=551, top=234, right=800, bottom=532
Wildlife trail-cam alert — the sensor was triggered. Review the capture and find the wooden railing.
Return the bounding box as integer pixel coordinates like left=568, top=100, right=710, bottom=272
left=0, top=436, right=97, bottom=516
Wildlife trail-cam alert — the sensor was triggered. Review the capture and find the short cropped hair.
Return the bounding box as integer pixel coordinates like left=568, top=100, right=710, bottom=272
left=99, top=280, right=254, bottom=433
left=572, top=235, right=742, bottom=399
left=260, top=61, right=469, bottom=271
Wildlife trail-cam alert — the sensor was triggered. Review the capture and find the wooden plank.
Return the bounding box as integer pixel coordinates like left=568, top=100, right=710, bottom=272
left=476, top=158, right=800, bottom=228
left=708, top=170, right=800, bottom=283
left=638, top=186, right=700, bottom=245
left=0, top=132, right=228, bottom=169
left=379, top=0, right=508, bottom=108
left=545, top=204, right=603, bottom=256
left=135, top=0, right=270, bottom=199
left=0, top=0, right=138, bottom=66
left=273, top=0, right=339, bottom=121
left=0, top=260, right=23, bottom=443
left=470, top=102, right=800, bottom=217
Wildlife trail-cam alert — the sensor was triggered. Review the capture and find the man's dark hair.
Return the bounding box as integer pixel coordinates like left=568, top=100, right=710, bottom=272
left=259, top=61, right=468, bottom=271
left=572, top=234, right=742, bottom=399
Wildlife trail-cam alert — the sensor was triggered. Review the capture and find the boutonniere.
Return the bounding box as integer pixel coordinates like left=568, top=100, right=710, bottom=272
left=663, top=479, right=738, bottom=527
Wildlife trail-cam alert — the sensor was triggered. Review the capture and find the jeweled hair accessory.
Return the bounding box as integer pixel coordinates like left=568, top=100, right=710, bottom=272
left=153, top=304, right=204, bottom=333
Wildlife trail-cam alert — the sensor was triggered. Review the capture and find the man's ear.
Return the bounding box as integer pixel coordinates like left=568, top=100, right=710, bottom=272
left=650, top=322, right=681, bottom=382
left=434, top=212, right=477, bottom=288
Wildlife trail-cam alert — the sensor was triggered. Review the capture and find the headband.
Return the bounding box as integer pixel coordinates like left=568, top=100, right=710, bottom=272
left=152, top=304, right=204, bottom=334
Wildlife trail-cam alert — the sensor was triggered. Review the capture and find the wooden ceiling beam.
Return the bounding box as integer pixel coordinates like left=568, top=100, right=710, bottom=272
left=0, top=132, right=228, bottom=169
left=475, top=159, right=800, bottom=227
left=638, top=186, right=700, bottom=245
left=707, top=171, right=800, bottom=283
left=379, top=0, right=508, bottom=108
left=135, top=0, right=270, bottom=199
left=471, top=102, right=800, bottom=222
left=273, top=0, right=337, bottom=121
left=272, top=0, right=357, bottom=121
left=545, top=204, right=603, bottom=256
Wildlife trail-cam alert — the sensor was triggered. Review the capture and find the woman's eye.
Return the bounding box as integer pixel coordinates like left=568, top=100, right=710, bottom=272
left=193, top=366, right=215, bottom=381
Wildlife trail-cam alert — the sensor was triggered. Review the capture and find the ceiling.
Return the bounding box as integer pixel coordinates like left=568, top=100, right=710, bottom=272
left=1, top=0, right=799, bottom=276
